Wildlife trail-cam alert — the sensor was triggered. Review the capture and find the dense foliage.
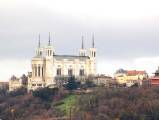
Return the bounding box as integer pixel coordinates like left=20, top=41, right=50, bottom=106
left=9, top=87, right=27, bottom=97
left=1, top=86, right=159, bottom=120
left=76, top=87, right=159, bottom=120
left=32, top=87, right=58, bottom=101
left=0, top=87, right=63, bottom=120
left=65, top=76, right=79, bottom=90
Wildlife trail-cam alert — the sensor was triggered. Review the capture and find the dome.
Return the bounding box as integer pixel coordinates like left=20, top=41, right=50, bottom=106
left=116, top=69, right=126, bottom=74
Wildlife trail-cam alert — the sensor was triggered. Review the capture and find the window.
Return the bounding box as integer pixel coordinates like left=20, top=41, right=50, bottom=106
left=40, top=51, right=42, bottom=55
left=38, top=66, right=40, bottom=77
left=42, top=67, right=43, bottom=77
left=35, top=66, right=37, bottom=77
left=50, top=50, right=52, bottom=56
left=57, top=68, right=61, bottom=76
left=32, top=84, right=36, bottom=86
left=48, top=50, right=49, bottom=56
left=37, top=84, right=42, bottom=86
left=79, top=69, right=84, bottom=76
left=68, top=69, right=73, bottom=76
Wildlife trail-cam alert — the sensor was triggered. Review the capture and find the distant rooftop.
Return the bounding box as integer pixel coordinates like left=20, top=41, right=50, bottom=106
left=116, top=69, right=146, bottom=76
left=127, top=70, right=146, bottom=76
left=33, top=54, right=90, bottom=61
left=54, top=55, right=89, bottom=60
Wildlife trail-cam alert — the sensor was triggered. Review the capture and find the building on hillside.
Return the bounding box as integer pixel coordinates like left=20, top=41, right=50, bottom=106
left=93, top=74, right=113, bottom=87
left=114, top=69, right=127, bottom=84
left=150, top=67, right=159, bottom=86
left=114, top=69, right=148, bottom=85
left=9, top=74, right=28, bottom=91
left=0, top=82, right=9, bottom=90
left=27, top=33, right=97, bottom=91
left=142, top=79, right=151, bottom=87
left=126, top=80, right=142, bottom=87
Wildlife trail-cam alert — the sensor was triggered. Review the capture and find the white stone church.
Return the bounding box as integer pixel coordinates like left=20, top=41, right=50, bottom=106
left=9, top=33, right=97, bottom=91
left=28, top=33, right=97, bottom=91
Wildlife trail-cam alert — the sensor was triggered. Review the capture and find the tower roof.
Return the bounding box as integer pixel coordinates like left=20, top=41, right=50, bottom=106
left=81, top=36, right=84, bottom=49
left=38, top=34, right=41, bottom=48
left=48, top=32, right=51, bottom=46
left=92, top=33, right=95, bottom=48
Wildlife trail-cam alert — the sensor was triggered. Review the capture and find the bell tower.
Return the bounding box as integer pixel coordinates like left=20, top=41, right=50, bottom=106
left=30, top=34, right=45, bottom=91
left=36, top=34, right=43, bottom=56
left=88, top=34, right=97, bottom=75
left=45, top=32, right=54, bottom=57
left=45, top=32, right=55, bottom=86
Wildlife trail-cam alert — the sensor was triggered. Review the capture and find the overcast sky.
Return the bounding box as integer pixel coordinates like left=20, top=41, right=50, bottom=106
left=1, top=0, right=159, bottom=81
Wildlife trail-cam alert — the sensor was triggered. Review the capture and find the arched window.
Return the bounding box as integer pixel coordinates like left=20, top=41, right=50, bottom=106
left=50, top=50, right=52, bottom=56
left=48, top=50, right=49, bottom=56
left=35, top=66, right=37, bottom=77
left=79, top=69, right=84, bottom=76
left=42, top=67, right=44, bottom=77
left=68, top=69, right=73, bottom=77
left=40, top=51, right=42, bottom=56
left=38, top=66, right=40, bottom=77
left=57, top=68, right=61, bottom=76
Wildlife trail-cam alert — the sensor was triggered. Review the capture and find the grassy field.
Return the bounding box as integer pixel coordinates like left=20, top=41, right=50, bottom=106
left=54, top=94, right=77, bottom=116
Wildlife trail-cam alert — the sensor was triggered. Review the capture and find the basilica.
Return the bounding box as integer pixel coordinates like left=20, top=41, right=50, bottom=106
left=27, top=33, right=97, bottom=91
left=9, top=33, right=97, bottom=91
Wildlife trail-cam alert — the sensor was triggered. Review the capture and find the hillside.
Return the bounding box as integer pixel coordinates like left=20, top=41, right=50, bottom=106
left=1, top=86, right=159, bottom=120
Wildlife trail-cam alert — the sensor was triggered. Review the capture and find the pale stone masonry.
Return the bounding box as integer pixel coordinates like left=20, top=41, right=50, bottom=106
left=28, top=34, right=97, bottom=91
left=9, top=34, right=97, bottom=91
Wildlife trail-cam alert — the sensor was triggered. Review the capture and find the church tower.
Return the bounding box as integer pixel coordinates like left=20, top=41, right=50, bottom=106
left=28, top=33, right=98, bottom=91
left=45, top=32, right=54, bottom=57
left=79, top=36, right=86, bottom=56
left=36, top=34, right=43, bottom=56
left=45, top=32, right=55, bottom=86
left=88, top=34, right=97, bottom=75
left=30, top=34, right=45, bottom=91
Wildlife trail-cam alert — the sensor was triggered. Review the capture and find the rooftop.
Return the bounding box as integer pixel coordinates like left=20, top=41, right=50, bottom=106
left=54, top=55, right=90, bottom=61
left=115, top=69, right=146, bottom=76
left=127, top=70, right=146, bottom=76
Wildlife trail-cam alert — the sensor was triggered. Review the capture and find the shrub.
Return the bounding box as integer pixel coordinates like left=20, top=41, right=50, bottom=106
left=65, top=76, right=79, bottom=90
left=9, top=87, right=27, bottom=97
left=32, top=87, right=58, bottom=101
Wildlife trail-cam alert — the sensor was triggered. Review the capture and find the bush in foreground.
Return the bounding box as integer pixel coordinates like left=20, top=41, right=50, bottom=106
left=32, top=87, right=58, bottom=101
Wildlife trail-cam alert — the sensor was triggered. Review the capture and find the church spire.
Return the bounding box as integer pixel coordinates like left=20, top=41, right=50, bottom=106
left=48, top=32, right=51, bottom=46
left=92, top=33, right=95, bottom=48
left=38, top=34, right=41, bottom=48
left=36, top=34, right=43, bottom=56
left=81, top=36, right=84, bottom=49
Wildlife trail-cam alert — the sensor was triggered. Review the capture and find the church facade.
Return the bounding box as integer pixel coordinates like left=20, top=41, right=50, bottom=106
left=27, top=34, right=97, bottom=91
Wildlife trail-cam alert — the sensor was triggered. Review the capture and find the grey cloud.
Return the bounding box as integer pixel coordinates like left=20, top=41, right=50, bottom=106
left=0, top=1, right=159, bottom=61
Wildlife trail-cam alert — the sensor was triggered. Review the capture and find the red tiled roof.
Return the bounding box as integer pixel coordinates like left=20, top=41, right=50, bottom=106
left=126, top=70, right=146, bottom=76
